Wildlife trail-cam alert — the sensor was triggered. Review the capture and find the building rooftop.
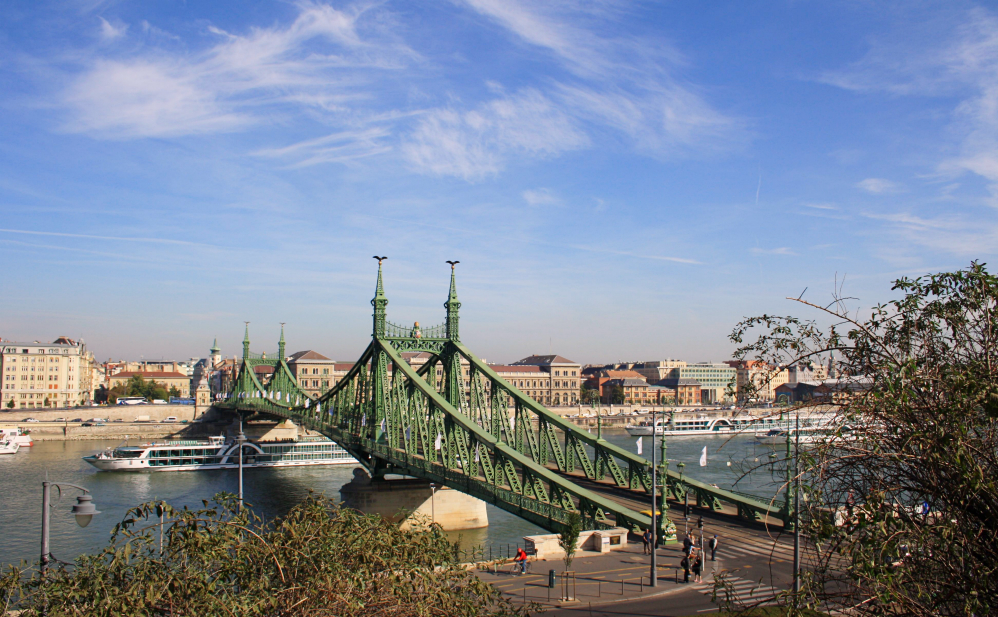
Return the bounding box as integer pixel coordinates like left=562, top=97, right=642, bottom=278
left=513, top=354, right=578, bottom=366
left=288, top=350, right=333, bottom=362
left=657, top=378, right=701, bottom=387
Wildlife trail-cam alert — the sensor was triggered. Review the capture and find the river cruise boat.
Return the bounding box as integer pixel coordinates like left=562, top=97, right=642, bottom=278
left=0, top=438, right=18, bottom=455
left=0, top=428, right=33, bottom=447
left=625, top=414, right=830, bottom=437
left=83, top=434, right=357, bottom=472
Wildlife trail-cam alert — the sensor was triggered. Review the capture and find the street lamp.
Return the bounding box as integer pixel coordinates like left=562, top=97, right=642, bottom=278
left=236, top=419, right=247, bottom=513
left=41, top=481, right=101, bottom=573
left=649, top=409, right=658, bottom=587
left=429, top=483, right=437, bottom=526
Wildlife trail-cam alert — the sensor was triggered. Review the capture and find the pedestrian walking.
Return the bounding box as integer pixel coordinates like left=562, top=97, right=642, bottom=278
left=709, top=535, right=718, bottom=561
left=692, top=552, right=703, bottom=583
left=680, top=554, right=690, bottom=584
left=642, top=528, right=652, bottom=555
left=683, top=534, right=694, bottom=556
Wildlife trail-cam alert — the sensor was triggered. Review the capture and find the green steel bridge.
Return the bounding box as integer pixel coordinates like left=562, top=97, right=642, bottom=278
left=214, top=262, right=785, bottom=537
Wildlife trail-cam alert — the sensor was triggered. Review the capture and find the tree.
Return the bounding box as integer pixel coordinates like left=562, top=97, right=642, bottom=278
left=5, top=399, right=13, bottom=409
left=730, top=263, right=998, bottom=616
left=168, top=385, right=181, bottom=399
left=1, top=493, right=527, bottom=617
left=608, top=385, right=625, bottom=405
left=558, top=511, right=582, bottom=571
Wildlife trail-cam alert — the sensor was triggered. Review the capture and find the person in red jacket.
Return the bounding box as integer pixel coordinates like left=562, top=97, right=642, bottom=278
left=514, top=547, right=528, bottom=575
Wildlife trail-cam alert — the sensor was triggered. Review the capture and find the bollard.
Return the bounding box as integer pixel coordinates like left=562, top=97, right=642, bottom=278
left=548, top=569, right=556, bottom=589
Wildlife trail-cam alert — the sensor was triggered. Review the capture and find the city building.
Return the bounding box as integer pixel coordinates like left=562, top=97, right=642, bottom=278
left=109, top=370, right=191, bottom=398
left=287, top=350, right=352, bottom=399
left=656, top=378, right=702, bottom=406
left=725, top=360, right=789, bottom=402
left=508, top=355, right=582, bottom=406
left=774, top=381, right=817, bottom=404
left=1, top=337, right=96, bottom=409
left=787, top=361, right=829, bottom=384
left=663, top=363, right=737, bottom=404
left=631, top=359, right=688, bottom=383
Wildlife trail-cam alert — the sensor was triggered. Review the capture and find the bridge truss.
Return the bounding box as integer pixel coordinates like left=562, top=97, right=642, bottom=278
left=216, top=263, right=783, bottom=536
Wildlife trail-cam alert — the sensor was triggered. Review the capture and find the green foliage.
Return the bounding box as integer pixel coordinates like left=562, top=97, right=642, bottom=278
left=1, top=493, right=526, bottom=617
left=6, top=398, right=14, bottom=409
left=168, top=385, right=181, bottom=399
left=112, top=375, right=171, bottom=403
left=730, top=262, right=998, bottom=616
left=608, top=385, right=624, bottom=405
left=558, top=511, right=583, bottom=570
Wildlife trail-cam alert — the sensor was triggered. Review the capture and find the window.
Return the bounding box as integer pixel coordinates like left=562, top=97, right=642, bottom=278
left=301, top=368, right=307, bottom=375
left=322, top=369, right=329, bottom=375
left=554, top=370, right=560, bottom=376
left=313, top=368, right=319, bottom=374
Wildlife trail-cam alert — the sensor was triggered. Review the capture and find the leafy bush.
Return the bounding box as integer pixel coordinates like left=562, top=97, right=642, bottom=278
left=1, top=492, right=526, bottom=617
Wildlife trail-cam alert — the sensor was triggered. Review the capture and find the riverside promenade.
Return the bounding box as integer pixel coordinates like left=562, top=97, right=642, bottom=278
left=475, top=503, right=797, bottom=616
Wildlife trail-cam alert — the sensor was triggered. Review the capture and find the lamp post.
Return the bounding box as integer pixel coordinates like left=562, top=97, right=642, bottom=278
left=677, top=462, right=687, bottom=535
left=429, top=483, right=437, bottom=526
left=649, top=409, right=657, bottom=587
left=236, top=419, right=246, bottom=513
left=41, top=481, right=100, bottom=574
left=792, top=410, right=801, bottom=606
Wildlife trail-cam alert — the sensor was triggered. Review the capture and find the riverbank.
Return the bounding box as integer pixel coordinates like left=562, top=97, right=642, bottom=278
left=0, top=404, right=223, bottom=440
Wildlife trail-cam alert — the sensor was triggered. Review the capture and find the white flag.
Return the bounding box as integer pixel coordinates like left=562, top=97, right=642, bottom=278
left=636, top=437, right=643, bottom=455
left=699, top=446, right=708, bottom=467
left=305, top=399, right=310, bottom=408
left=405, top=426, right=411, bottom=441
left=434, top=433, right=442, bottom=450
left=380, top=419, right=387, bottom=433
left=316, top=403, right=321, bottom=414
left=361, top=415, right=367, bottom=427
left=475, top=444, right=480, bottom=462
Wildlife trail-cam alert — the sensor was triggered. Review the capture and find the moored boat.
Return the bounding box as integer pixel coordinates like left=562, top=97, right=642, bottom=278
left=0, top=428, right=33, bottom=447
left=625, top=414, right=831, bottom=437
left=83, top=434, right=357, bottom=472
left=0, top=439, right=19, bottom=455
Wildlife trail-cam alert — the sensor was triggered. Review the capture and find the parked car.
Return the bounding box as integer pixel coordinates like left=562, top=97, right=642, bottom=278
left=71, top=418, right=83, bottom=422
left=81, top=422, right=94, bottom=427
left=89, top=417, right=107, bottom=422
left=112, top=418, right=124, bottom=422
left=23, top=418, right=39, bottom=422
left=163, top=416, right=179, bottom=423
left=54, top=417, right=67, bottom=422
left=152, top=399, right=168, bottom=405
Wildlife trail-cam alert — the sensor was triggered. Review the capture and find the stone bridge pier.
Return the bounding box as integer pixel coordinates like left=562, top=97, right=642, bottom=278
left=339, top=468, right=489, bottom=531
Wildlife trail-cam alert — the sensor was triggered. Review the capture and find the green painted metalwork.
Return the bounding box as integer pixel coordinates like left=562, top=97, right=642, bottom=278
left=216, top=265, right=783, bottom=535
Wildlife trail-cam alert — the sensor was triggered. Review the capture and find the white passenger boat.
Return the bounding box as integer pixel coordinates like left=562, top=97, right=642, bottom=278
left=0, top=428, right=33, bottom=447
left=754, top=428, right=824, bottom=445
left=0, top=439, right=19, bottom=455
left=83, top=434, right=357, bottom=472
left=625, top=415, right=830, bottom=437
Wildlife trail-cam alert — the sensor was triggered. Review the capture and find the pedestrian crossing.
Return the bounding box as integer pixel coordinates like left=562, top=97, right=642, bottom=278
left=703, top=576, right=781, bottom=606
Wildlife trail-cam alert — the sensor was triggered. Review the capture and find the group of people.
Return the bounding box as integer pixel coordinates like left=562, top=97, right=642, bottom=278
left=679, top=533, right=718, bottom=584
left=640, top=526, right=719, bottom=585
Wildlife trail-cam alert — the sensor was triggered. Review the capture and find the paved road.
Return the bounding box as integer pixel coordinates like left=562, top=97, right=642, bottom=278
left=479, top=503, right=799, bottom=616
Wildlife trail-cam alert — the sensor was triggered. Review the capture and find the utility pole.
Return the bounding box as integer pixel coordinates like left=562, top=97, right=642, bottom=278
left=649, top=409, right=657, bottom=587
left=237, top=419, right=246, bottom=513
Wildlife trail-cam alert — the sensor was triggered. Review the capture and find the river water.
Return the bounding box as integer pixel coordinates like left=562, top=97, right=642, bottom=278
left=0, top=430, right=787, bottom=568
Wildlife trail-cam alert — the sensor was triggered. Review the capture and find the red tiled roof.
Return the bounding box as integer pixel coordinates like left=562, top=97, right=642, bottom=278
left=289, top=350, right=333, bottom=361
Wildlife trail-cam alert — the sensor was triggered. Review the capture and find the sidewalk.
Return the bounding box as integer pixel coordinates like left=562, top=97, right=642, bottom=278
left=474, top=541, right=721, bottom=609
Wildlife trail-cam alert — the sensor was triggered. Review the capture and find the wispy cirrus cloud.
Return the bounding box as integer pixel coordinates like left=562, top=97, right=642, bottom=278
left=823, top=6, right=998, bottom=203
left=61, top=3, right=414, bottom=139
left=522, top=188, right=561, bottom=206
left=750, top=247, right=797, bottom=256
left=857, top=178, right=904, bottom=194
left=401, top=89, right=588, bottom=179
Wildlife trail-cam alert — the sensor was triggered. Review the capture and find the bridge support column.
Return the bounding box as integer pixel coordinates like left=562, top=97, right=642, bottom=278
left=340, top=469, right=488, bottom=531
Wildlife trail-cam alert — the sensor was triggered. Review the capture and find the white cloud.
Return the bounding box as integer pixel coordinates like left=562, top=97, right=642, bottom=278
left=61, top=4, right=414, bottom=138
left=401, top=89, right=588, bottom=179
left=457, top=0, right=744, bottom=158
left=802, top=202, right=838, bottom=210
left=823, top=7, right=998, bottom=203
left=857, top=178, right=904, bottom=194
left=750, top=247, right=797, bottom=256
left=252, top=127, right=394, bottom=167
left=863, top=211, right=998, bottom=257
left=522, top=188, right=560, bottom=206
left=98, top=17, right=127, bottom=42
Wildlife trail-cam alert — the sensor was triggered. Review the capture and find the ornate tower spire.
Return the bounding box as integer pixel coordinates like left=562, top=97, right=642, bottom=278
left=445, top=261, right=461, bottom=341
left=242, top=322, right=251, bottom=360
left=372, top=257, right=388, bottom=337
left=210, top=338, right=220, bottom=355
left=278, top=323, right=286, bottom=360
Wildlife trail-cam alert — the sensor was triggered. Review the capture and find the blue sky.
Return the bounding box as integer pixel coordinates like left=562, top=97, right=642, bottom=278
left=2, top=0, right=997, bottom=364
